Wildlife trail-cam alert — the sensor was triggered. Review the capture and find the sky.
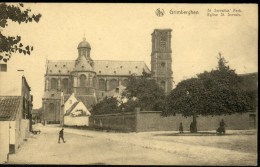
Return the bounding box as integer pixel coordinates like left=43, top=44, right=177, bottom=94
left=0, top=3, right=258, bottom=109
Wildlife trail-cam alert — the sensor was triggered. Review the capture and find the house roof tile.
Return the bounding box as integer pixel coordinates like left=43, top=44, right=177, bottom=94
left=0, top=96, right=21, bottom=121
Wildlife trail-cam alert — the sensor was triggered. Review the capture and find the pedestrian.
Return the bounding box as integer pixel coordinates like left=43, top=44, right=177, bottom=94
left=179, top=122, right=184, bottom=133
left=58, top=128, right=66, bottom=143
left=216, top=119, right=226, bottom=134
left=219, top=119, right=226, bottom=134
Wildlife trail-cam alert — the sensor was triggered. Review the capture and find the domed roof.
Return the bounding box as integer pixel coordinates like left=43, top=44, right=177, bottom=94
left=78, top=37, right=91, bottom=49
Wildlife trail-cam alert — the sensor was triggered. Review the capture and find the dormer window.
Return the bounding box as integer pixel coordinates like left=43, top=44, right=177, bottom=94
left=58, top=70, right=61, bottom=73
left=50, top=70, right=52, bottom=73
left=120, top=66, right=123, bottom=69
left=99, top=71, right=101, bottom=74
left=129, top=71, right=131, bottom=74
left=135, top=66, right=138, bottom=69
left=114, top=71, right=116, bottom=74
left=67, top=70, right=70, bottom=73
left=106, top=65, right=108, bottom=68
left=82, top=66, right=84, bottom=68
left=55, top=65, right=57, bottom=67
left=63, top=65, right=66, bottom=67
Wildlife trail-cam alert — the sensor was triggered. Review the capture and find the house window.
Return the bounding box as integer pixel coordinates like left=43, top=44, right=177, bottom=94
left=0, top=64, right=7, bottom=72
left=55, top=64, right=57, bottom=67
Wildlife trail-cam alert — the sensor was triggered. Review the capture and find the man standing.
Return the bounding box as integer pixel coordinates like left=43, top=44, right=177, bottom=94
left=58, top=128, right=66, bottom=143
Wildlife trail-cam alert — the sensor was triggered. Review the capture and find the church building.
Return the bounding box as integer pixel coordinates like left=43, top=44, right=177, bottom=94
left=42, top=29, right=173, bottom=124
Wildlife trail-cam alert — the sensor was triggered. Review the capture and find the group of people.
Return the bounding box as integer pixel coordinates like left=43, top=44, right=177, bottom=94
left=178, top=119, right=226, bottom=134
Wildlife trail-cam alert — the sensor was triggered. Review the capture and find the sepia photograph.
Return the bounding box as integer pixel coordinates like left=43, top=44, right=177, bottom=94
left=0, top=3, right=258, bottom=165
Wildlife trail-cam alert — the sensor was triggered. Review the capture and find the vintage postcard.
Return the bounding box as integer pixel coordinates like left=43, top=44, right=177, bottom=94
left=0, top=3, right=257, bottom=165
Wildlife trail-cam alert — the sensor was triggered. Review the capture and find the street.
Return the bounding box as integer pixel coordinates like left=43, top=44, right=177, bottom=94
left=7, top=124, right=257, bottom=165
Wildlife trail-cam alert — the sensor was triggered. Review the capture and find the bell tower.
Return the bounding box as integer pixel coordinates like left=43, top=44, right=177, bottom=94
left=151, top=29, right=173, bottom=94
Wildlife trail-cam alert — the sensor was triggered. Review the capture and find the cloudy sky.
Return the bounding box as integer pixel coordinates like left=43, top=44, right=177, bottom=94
left=0, top=3, right=258, bottom=109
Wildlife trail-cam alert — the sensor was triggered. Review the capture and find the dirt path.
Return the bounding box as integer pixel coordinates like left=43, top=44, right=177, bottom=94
left=7, top=125, right=257, bottom=165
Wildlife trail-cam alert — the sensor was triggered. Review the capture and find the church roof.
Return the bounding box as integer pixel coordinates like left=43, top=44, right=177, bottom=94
left=76, top=95, right=97, bottom=110
left=0, top=96, right=21, bottom=121
left=94, top=60, right=151, bottom=76
left=46, top=60, right=75, bottom=75
left=74, top=56, right=94, bottom=72
left=46, top=60, right=151, bottom=76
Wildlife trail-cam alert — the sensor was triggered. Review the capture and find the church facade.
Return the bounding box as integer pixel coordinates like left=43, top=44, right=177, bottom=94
left=42, top=29, right=173, bottom=123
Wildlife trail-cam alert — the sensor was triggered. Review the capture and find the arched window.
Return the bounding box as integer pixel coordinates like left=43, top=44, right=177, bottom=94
left=48, top=103, right=55, bottom=113
left=98, top=79, right=106, bottom=91
left=109, top=79, right=118, bottom=90
left=79, top=74, right=86, bottom=87
left=62, top=78, right=69, bottom=93
left=160, top=81, right=166, bottom=91
left=50, top=78, right=57, bottom=90
left=92, top=76, right=97, bottom=87
left=121, top=79, right=128, bottom=87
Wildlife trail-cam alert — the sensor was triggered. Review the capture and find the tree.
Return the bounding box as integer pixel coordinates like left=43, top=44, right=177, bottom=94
left=163, top=54, right=253, bottom=133
left=122, top=74, right=166, bottom=111
left=0, top=3, right=41, bottom=63
left=91, top=96, right=120, bottom=115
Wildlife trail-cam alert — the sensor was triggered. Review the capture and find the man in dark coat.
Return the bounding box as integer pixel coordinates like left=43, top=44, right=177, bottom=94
left=58, top=128, right=66, bottom=143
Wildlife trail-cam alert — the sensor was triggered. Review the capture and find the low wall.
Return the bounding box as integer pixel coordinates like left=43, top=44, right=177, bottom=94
left=89, top=111, right=257, bottom=132
left=64, top=116, right=89, bottom=126
left=136, top=111, right=257, bottom=132
left=0, top=122, right=9, bottom=163
left=89, top=112, right=136, bottom=132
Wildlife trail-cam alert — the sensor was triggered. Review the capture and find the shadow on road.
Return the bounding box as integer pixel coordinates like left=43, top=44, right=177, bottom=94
left=153, top=131, right=256, bottom=137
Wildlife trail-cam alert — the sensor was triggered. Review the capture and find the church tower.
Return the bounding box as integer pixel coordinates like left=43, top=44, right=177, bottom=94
left=151, top=29, right=173, bottom=94
left=71, top=37, right=97, bottom=95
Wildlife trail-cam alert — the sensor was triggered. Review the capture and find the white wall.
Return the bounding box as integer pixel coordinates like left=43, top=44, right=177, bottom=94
left=0, top=122, right=9, bottom=163
left=64, top=116, right=89, bottom=126
left=64, top=93, right=78, bottom=114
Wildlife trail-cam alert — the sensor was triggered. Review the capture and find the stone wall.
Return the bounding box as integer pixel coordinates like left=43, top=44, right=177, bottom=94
left=89, top=111, right=257, bottom=132
left=89, top=112, right=136, bottom=132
